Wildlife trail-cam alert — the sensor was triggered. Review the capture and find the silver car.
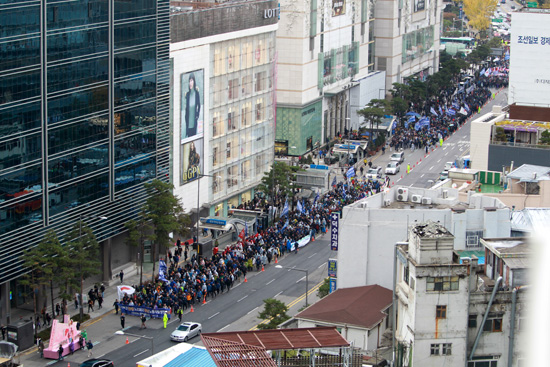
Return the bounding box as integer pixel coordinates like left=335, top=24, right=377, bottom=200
left=170, top=322, right=202, bottom=342
left=385, top=162, right=400, bottom=175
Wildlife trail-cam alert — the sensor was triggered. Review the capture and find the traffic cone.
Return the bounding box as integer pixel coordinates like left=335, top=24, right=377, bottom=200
left=190, top=305, right=194, bottom=312
left=311, top=236, right=315, bottom=242
left=261, top=265, right=265, bottom=272
left=275, top=257, right=278, bottom=264
left=244, top=276, right=248, bottom=283
left=202, top=297, right=206, bottom=304
left=68, top=363, right=71, bottom=367
left=126, top=337, right=129, bottom=344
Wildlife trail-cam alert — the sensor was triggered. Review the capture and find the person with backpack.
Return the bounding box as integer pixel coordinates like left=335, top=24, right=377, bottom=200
left=87, top=339, right=94, bottom=357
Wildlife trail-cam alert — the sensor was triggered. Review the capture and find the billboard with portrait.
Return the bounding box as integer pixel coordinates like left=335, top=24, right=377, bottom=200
left=414, top=0, right=425, bottom=12
left=181, top=138, right=204, bottom=185
left=181, top=69, right=204, bottom=143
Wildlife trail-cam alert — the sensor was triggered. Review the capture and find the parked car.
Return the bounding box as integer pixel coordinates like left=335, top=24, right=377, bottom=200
left=366, top=166, right=383, bottom=179
left=443, top=162, right=454, bottom=171
left=439, top=171, right=449, bottom=181
left=385, top=162, right=400, bottom=175
left=170, top=322, right=202, bottom=342
left=390, top=151, right=405, bottom=163
left=80, top=359, right=114, bottom=367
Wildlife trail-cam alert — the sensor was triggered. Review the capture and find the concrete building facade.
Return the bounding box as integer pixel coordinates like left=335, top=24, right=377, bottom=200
left=337, top=186, right=510, bottom=290
left=170, top=0, right=277, bottom=219
left=374, top=0, right=442, bottom=92
left=394, top=222, right=528, bottom=367
left=275, top=0, right=385, bottom=156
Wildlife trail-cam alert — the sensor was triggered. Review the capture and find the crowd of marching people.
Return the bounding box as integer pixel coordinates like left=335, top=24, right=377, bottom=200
left=117, top=55, right=510, bottom=318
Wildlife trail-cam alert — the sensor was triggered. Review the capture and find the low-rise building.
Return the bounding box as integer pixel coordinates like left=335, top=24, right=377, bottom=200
left=393, top=221, right=528, bottom=367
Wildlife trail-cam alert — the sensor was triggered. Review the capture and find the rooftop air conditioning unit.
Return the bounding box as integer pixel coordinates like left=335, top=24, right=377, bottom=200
left=396, top=187, right=409, bottom=202
left=411, top=194, right=422, bottom=203
left=442, top=190, right=449, bottom=199
left=358, top=202, right=368, bottom=209
left=422, top=197, right=432, bottom=205
left=384, top=200, right=392, bottom=207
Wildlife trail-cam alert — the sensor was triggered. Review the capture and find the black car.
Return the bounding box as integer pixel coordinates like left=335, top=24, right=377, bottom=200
left=80, top=359, right=114, bottom=367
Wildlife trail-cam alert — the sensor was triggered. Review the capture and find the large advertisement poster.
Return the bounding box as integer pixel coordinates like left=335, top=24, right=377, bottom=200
left=181, top=69, right=204, bottom=143
left=414, top=0, right=425, bottom=12
left=181, top=138, right=204, bottom=185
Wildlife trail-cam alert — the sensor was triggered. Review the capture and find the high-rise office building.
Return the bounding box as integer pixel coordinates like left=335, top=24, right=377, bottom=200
left=0, top=0, right=170, bottom=321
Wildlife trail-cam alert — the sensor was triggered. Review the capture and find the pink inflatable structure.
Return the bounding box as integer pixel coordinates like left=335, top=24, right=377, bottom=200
left=43, top=315, right=84, bottom=359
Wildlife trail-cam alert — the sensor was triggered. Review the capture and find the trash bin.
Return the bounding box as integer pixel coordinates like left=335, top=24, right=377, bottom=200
left=7, top=320, right=34, bottom=351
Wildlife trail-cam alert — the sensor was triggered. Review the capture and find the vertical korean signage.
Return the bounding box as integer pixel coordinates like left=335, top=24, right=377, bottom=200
left=329, top=278, right=337, bottom=294
left=328, top=259, right=337, bottom=277
left=330, top=212, right=339, bottom=251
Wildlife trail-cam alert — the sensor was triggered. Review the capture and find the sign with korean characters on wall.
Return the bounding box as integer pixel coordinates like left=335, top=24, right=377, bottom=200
left=330, top=212, right=339, bottom=251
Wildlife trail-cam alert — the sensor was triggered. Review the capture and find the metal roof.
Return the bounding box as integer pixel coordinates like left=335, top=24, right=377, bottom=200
left=202, top=327, right=349, bottom=351
left=511, top=208, right=550, bottom=233
left=507, top=164, right=550, bottom=182
left=201, top=335, right=277, bottom=367
left=163, top=347, right=217, bottom=367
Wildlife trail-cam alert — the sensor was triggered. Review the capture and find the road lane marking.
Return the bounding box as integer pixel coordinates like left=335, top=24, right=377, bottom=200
left=134, top=349, right=149, bottom=357
left=208, top=312, right=220, bottom=319
left=218, top=324, right=231, bottom=332
left=296, top=276, right=306, bottom=283
left=437, top=159, right=441, bottom=163
left=275, top=291, right=283, bottom=297
left=420, top=174, right=425, bottom=178
left=266, top=279, right=275, bottom=285
left=238, top=295, right=248, bottom=302
left=247, top=307, right=259, bottom=315
left=429, top=166, right=435, bottom=171
left=307, top=252, right=317, bottom=258
left=318, top=264, right=324, bottom=269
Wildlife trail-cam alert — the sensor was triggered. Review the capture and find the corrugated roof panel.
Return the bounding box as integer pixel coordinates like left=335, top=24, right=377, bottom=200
left=163, top=347, right=216, bottom=367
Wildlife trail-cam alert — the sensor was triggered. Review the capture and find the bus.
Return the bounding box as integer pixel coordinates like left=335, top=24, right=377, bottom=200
left=440, top=37, right=475, bottom=48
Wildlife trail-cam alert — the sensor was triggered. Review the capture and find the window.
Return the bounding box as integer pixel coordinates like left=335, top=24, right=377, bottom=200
left=403, top=265, right=409, bottom=285
left=242, top=75, right=252, bottom=96
left=430, top=344, right=440, bottom=356
left=483, top=316, right=503, bottom=332
left=469, top=314, right=477, bottom=328
left=466, top=230, right=483, bottom=248
left=426, top=276, right=459, bottom=291
left=255, top=98, right=264, bottom=122
left=410, top=276, right=415, bottom=290
left=431, top=343, right=451, bottom=356
left=468, top=357, right=498, bottom=367
left=442, top=343, right=452, bottom=355
left=436, top=305, right=447, bottom=319
left=255, top=71, right=266, bottom=92
left=228, top=78, right=239, bottom=100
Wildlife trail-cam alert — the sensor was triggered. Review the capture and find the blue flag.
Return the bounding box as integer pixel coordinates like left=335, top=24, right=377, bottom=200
left=430, top=107, right=438, bottom=116
left=245, top=221, right=248, bottom=236
left=439, top=105, right=443, bottom=115
left=159, top=260, right=168, bottom=283
left=297, top=200, right=303, bottom=214
left=314, top=192, right=320, bottom=204
left=346, top=166, right=355, bottom=178
left=282, top=199, right=289, bottom=217
left=464, top=104, right=470, bottom=113
left=331, top=175, right=337, bottom=187
left=446, top=108, right=456, bottom=116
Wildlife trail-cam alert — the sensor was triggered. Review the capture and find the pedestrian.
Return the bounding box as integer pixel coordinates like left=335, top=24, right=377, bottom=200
left=35, top=315, right=41, bottom=329
left=69, top=338, right=75, bottom=355
left=46, top=313, right=51, bottom=326
left=78, top=336, right=85, bottom=351
left=178, top=308, right=183, bottom=322
left=120, top=313, right=125, bottom=329
left=1, top=324, right=6, bottom=340
left=100, top=284, right=105, bottom=298
left=74, top=294, right=79, bottom=309
left=86, top=339, right=94, bottom=358
left=97, top=295, right=103, bottom=309
left=58, top=344, right=64, bottom=361
left=81, top=329, right=87, bottom=342
left=113, top=299, right=119, bottom=315
left=162, top=312, right=168, bottom=329
left=119, top=269, right=124, bottom=284
left=38, top=339, right=45, bottom=358
left=87, top=299, right=94, bottom=313
left=55, top=303, right=61, bottom=316
left=140, top=315, right=147, bottom=330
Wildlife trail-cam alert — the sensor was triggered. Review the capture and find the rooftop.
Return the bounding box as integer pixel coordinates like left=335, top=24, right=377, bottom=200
left=412, top=221, right=453, bottom=239
left=481, top=237, right=530, bottom=257
left=511, top=207, right=550, bottom=233
left=294, top=285, right=392, bottom=330
left=507, top=164, right=550, bottom=182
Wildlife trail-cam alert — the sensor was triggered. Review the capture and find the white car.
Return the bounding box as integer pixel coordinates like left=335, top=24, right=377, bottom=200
left=366, top=166, right=382, bottom=179
left=390, top=152, right=405, bottom=163
left=170, top=322, right=202, bottom=342
left=385, top=162, right=400, bottom=175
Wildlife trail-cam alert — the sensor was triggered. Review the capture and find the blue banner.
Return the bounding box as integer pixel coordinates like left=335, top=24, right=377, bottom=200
left=329, top=277, right=337, bottom=294
left=328, top=259, right=337, bottom=277
left=330, top=212, right=339, bottom=251
left=119, top=305, right=171, bottom=319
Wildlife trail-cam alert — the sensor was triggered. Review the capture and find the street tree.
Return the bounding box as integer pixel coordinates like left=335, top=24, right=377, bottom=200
left=124, top=208, right=151, bottom=286
left=256, top=162, right=301, bottom=204
left=539, top=130, right=550, bottom=145
left=317, top=278, right=330, bottom=299
left=64, top=221, right=101, bottom=321
left=463, top=0, right=498, bottom=33
left=142, top=179, right=190, bottom=281
left=257, top=298, right=291, bottom=329
left=357, top=99, right=386, bottom=146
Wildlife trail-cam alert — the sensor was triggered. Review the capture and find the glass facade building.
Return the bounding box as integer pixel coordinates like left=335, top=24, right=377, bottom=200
left=0, top=0, right=170, bottom=287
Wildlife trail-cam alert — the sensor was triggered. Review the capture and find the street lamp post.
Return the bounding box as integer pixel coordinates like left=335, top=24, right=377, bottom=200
left=78, top=214, right=107, bottom=321
left=115, top=330, right=154, bottom=356
left=275, top=265, right=309, bottom=307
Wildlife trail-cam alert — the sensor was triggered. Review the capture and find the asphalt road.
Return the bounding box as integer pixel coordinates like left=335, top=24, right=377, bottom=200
left=71, top=235, right=335, bottom=367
